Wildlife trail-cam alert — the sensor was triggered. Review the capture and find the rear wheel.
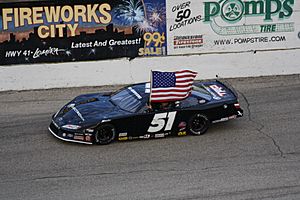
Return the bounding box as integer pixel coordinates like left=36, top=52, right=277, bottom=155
left=188, top=114, right=209, bottom=135
left=95, top=124, right=115, bottom=145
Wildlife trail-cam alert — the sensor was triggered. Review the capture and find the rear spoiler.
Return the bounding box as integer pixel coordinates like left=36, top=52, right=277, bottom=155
left=215, top=80, right=239, bottom=98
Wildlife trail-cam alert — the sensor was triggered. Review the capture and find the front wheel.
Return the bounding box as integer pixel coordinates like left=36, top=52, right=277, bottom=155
left=188, top=114, right=209, bottom=135
left=95, top=124, right=116, bottom=145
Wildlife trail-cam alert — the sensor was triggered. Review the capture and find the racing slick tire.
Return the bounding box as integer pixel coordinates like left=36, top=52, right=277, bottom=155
left=188, top=114, right=209, bottom=135
left=95, top=124, right=116, bottom=145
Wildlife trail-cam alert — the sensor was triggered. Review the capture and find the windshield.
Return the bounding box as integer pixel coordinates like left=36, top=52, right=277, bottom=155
left=110, top=88, right=143, bottom=112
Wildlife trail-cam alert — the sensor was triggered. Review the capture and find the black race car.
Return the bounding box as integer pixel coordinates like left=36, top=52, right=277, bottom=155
left=48, top=80, right=243, bottom=145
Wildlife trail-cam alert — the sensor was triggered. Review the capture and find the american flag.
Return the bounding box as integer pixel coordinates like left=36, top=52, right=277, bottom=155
left=150, top=70, right=198, bottom=103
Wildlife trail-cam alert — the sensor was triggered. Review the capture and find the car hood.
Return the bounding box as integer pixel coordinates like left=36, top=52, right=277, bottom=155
left=53, top=93, right=129, bottom=128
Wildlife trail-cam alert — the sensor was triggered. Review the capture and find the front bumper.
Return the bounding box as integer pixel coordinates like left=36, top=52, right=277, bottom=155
left=48, top=121, right=93, bottom=145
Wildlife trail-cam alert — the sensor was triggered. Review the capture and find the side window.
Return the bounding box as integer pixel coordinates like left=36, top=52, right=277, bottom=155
left=151, top=102, right=176, bottom=112
left=139, top=103, right=152, bottom=113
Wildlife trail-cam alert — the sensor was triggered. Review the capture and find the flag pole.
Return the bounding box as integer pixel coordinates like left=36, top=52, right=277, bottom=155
left=149, top=70, right=153, bottom=104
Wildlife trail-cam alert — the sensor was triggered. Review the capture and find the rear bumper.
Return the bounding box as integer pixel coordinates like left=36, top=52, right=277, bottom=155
left=212, top=107, right=243, bottom=124
left=48, top=121, right=93, bottom=145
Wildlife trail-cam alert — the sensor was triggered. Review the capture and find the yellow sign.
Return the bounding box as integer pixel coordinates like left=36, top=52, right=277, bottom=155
left=1, top=4, right=112, bottom=38
left=178, top=131, right=187, bottom=136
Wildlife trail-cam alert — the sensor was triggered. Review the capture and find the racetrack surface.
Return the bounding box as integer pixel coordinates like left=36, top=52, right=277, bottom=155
left=0, top=75, right=300, bottom=200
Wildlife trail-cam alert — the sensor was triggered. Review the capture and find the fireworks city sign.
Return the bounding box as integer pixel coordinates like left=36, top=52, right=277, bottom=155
left=166, top=0, right=300, bottom=55
left=0, top=0, right=167, bottom=65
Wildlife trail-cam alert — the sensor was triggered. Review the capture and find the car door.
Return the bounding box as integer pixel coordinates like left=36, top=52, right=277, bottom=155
left=126, top=105, right=181, bottom=139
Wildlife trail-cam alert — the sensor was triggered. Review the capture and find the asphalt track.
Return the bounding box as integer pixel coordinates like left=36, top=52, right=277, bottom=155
left=0, top=75, right=300, bottom=200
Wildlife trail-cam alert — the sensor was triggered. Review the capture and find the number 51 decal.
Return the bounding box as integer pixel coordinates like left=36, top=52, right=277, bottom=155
left=148, top=112, right=177, bottom=133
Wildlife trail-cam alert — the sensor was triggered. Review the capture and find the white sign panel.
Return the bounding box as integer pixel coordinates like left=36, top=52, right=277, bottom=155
left=166, top=0, right=300, bottom=55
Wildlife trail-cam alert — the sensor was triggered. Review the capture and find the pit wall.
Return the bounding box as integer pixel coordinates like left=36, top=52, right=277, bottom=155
left=0, top=0, right=300, bottom=91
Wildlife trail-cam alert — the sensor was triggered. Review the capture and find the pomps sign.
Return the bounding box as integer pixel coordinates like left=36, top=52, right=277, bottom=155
left=166, top=0, right=299, bottom=56
left=202, top=0, right=296, bottom=36
left=203, top=0, right=294, bottom=23
left=1, top=4, right=112, bottom=39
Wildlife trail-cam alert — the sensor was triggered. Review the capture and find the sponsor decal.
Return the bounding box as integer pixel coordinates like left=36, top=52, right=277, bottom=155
left=139, top=134, right=151, bottom=139
left=85, top=135, right=91, bottom=142
left=67, top=134, right=74, bottom=138
left=178, top=121, right=187, bottom=131
left=128, top=136, right=139, bottom=140
left=154, top=133, right=165, bottom=138
left=74, top=135, right=84, bottom=141
left=212, top=117, right=229, bottom=123
left=178, top=131, right=187, bottom=136
left=128, top=87, right=142, bottom=99
left=203, top=85, right=221, bottom=100
left=62, top=124, right=81, bottom=130
left=85, top=129, right=94, bottom=133
left=164, top=132, right=172, bottom=136
left=118, top=137, right=128, bottom=141
left=118, top=133, right=128, bottom=141
left=173, top=35, right=203, bottom=50
left=119, top=133, right=128, bottom=137
left=209, top=85, right=226, bottom=97
left=229, top=115, right=237, bottom=119
left=203, top=0, right=295, bottom=35
left=212, top=115, right=236, bottom=123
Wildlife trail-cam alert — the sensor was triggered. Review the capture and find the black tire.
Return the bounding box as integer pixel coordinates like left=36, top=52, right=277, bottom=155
left=95, top=124, right=116, bottom=145
left=188, top=114, right=209, bottom=135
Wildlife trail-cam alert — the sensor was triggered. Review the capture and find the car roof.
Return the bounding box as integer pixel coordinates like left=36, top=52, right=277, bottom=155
left=128, top=82, right=212, bottom=102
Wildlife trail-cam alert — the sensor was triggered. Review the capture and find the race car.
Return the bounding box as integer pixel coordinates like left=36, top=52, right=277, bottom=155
left=48, top=80, right=243, bottom=145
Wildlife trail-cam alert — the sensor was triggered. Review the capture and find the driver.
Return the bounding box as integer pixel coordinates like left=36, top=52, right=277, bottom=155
left=160, top=102, right=173, bottom=110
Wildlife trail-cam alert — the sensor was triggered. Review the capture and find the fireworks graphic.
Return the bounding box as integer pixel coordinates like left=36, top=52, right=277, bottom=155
left=145, top=3, right=166, bottom=29
left=134, top=20, right=155, bottom=34
left=113, top=0, right=145, bottom=26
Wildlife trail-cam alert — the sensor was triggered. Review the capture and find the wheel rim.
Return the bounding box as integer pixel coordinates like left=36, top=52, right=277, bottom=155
left=96, top=126, right=114, bottom=143
left=191, top=117, right=206, bottom=132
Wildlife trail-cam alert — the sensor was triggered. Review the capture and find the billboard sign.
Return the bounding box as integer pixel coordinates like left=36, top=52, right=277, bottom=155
left=166, top=0, right=300, bottom=55
left=0, top=0, right=167, bottom=65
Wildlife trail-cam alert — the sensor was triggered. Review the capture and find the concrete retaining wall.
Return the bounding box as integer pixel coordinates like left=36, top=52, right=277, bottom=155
left=0, top=48, right=299, bottom=91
